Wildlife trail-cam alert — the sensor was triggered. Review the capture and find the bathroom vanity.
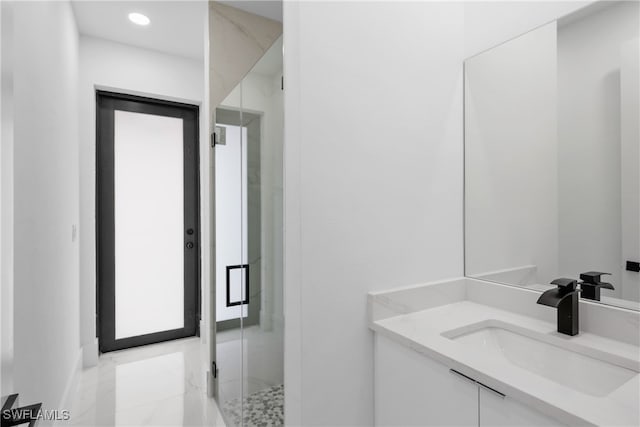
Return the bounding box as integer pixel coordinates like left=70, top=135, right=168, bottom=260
left=369, top=278, right=640, bottom=426
left=369, top=2, right=640, bottom=425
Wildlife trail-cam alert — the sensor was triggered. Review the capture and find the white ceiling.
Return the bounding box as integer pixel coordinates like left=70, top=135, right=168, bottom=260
left=71, top=1, right=282, bottom=61
left=72, top=1, right=207, bottom=60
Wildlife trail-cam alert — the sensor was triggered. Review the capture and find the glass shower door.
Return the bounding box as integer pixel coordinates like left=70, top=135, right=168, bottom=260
left=215, top=35, right=284, bottom=426
left=239, top=36, right=285, bottom=427
left=214, top=87, right=245, bottom=426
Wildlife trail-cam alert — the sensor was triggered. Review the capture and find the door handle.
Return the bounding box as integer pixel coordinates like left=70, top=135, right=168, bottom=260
left=226, top=264, right=250, bottom=307
left=449, top=369, right=476, bottom=385
left=478, top=382, right=505, bottom=398
left=450, top=369, right=506, bottom=398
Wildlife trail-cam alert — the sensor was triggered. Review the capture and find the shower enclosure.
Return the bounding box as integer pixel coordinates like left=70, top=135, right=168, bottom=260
left=213, top=36, right=284, bottom=426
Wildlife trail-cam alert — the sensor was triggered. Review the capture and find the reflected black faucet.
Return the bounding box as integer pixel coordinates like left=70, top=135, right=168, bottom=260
left=579, top=271, right=614, bottom=301
left=536, top=278, right=580, bottom=336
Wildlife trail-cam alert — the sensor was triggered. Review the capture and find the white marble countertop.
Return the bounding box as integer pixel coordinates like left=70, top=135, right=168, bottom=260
left=370, top=300, right=640, bottom=426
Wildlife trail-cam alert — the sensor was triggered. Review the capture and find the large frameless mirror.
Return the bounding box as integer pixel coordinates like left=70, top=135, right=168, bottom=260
left=464, top=1, right=640, bottom=311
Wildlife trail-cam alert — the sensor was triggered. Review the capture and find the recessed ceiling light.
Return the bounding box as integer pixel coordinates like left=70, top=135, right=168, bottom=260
left=128, top=12, right=150, bottom=26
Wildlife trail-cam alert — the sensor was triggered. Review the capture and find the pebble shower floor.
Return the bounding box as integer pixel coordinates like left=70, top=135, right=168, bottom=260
left=222, top=384, right=284, bottom=427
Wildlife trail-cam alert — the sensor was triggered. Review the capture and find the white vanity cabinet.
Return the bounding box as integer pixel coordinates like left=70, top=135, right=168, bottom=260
left=374, top=334, right=565, bottom=426
left=374, top=334, right=477, bottom=426
left=478, top=386, right=564, bottom=426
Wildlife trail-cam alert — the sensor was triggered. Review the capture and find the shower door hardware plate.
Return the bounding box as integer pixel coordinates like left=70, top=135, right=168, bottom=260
left=212, top=125, right=226, bottom=146
left=626, top=261, right=640, bottom=272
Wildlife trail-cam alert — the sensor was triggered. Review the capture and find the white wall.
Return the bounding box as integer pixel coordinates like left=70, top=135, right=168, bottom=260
left=558, top=1, right=639, bottom=299
left=283, top=1, right=600, bottom=425
left=0, top=1, right=3, bottom=396
left=283, top=2, right=465, bottom=424
left=11, top=0, right=81, bottom=415
left=0, top=0, right=15, bottom=399
left=463, top=1, right=591, bottom=58
left=78, top=35, right=207, bottom=366
left=465, top=22, right=559, bottom=283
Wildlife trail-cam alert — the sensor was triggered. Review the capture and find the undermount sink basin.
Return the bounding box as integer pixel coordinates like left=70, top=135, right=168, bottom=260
left=442, top=320, right=638, bottom=397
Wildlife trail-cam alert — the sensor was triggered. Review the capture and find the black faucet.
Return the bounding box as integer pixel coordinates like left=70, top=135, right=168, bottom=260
left=579, top=271, right=614, bottom=301
left=536, top=278, right=580, bottom=336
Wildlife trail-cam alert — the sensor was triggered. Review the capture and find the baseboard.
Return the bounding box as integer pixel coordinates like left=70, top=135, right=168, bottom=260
left=82, top=338, right=99, bottom=368
left=54, top=348, right=82, bottom=426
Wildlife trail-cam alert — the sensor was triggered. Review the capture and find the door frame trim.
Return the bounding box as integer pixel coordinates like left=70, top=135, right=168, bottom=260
left=95, top=90, right=201, bottom=353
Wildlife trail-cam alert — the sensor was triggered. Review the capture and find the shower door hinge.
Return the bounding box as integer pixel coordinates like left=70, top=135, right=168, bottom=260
left=212, top=126, right=226, bottom=147
left=212, top=361, right=218, bottom=379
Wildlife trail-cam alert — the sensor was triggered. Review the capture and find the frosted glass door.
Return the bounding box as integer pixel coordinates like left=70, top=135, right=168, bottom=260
left=96, top=92, right=199, bottom=353
left=114, top=110, right=185, bottom=339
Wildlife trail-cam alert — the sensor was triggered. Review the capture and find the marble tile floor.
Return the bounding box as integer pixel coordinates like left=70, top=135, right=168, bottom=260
left=64, top=337, right=226, bottom=426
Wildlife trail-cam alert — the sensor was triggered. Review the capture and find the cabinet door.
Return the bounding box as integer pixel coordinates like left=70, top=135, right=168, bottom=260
left=374, top=334, right=478, bottom=426
left=479, top=386, right=565, bottom=427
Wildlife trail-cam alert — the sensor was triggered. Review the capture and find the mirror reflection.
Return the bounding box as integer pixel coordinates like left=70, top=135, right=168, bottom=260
left=464, top=1, right=640, bottom=310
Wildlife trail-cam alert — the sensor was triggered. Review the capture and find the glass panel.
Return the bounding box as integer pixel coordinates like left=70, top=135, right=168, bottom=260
left=215, top=34, right=284, bottom=426
left=241, top=34, right=284, bottom=426
left=215, top=123, right=248, bottom=322
left=114, top=110, right=184, bottom=339
left=216, top=80, right=244, bottom=426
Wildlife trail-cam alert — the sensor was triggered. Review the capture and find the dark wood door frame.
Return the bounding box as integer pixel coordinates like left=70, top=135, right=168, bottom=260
left=96, top=91, right=201, bottom=353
